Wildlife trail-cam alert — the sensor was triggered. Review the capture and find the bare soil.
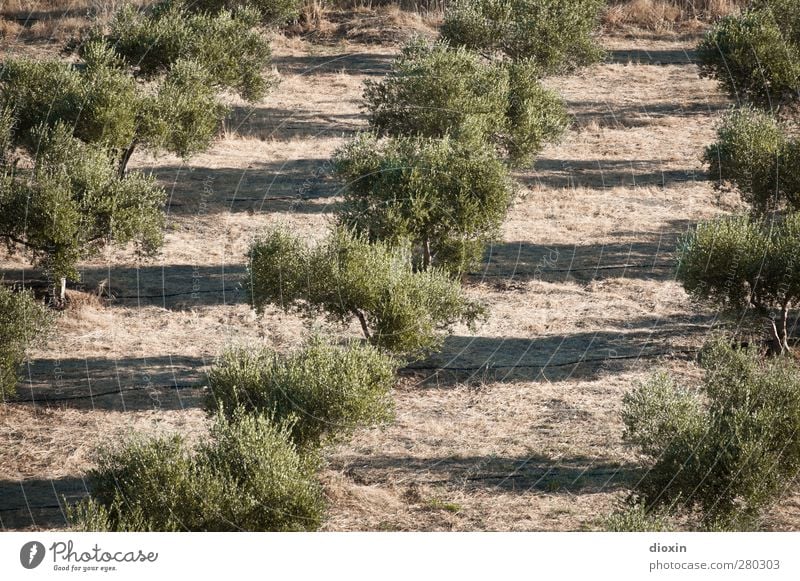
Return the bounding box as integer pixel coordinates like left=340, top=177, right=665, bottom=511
left=1, top=10, right=798, bottom=531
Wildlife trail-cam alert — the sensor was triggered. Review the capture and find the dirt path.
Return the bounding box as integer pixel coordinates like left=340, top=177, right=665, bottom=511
left=2, top=31, right=799, bottom=531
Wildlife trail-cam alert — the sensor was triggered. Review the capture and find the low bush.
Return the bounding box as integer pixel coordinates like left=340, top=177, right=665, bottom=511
left=180, top=0, right=302, bottom=25
left=697, top=3, right=800, bottom=111
left=334, top=134, right=516, bottom=275
left=0, top=122, right=166, bottom=285
left=363, top=40, right=569, bottom=167
left=604, top=503, right=674, bottom=532
left=622, top=339, right=800, bottom=530
left=0, top=287, right=51, bottom=398
left=207, top=336, right=397, bottom=447
left=246, top=227, right=484, bottom=357
left=69, top=410, right=324, bottom=532
left=441, top=0, right=606, bottom=73
left=705, top=107, right=800, bottom=213
left=676, top=212, right=800, bottom=355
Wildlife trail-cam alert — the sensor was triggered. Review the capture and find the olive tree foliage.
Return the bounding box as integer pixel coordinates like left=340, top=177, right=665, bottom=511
left=207, top=336, right=397, bottom=448
left=441, top=0, right=606, bottom=73
left=363, top=40, right=569, bottom=167
left=103, top=1, right=275, bottom=101
left=0, top=286, right=51, bottom=399
left=0, top=119, right=166, bottom=286
left=334, top=134, right=516, bottom=275
left=0, top=1, right=272, bottom=175
left=69, top=410, right=324, bottom=532
left=246, top=228, right=484, bottom=357
left=676, top=213, right=800, bottom=355
left=705, top=107, right=800, bottom=214
left=180, top=0, right=302, bottom=25
left=697, top=1, right=800, bottom=112
left=622, top=339, right=800, bottom=530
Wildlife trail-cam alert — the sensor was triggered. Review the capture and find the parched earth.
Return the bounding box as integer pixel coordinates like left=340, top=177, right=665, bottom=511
left=1, top=28, right=798, bottom=531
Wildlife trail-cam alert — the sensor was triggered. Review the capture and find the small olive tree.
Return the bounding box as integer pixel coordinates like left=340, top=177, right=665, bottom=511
left=0, top=122, right=166, bottom=294
left=705, top=107, right=800, bottom=214
left=246, top=228, right=484, bottom=357
left=441, top=0, right=606, bottom=73
left=1, top=2, right=272, bottom=175
left=0, top=286, right=51, bottom=398
left=622, top=339, right=800, bottom=530
left=69, top=410, right=324, bottom=531
left=363, top=40, right=569, bottom=167
left=334, top=134, right=516, bottom=275
left=697, top=1, right=800, bottom=112
left=207, top=336, right=397, bottom=448
left=676, top=213, right=800, bottom=355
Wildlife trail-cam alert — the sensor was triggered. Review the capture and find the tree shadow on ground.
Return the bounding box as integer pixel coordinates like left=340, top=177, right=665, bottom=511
left=146, top=158, right=342, bottom=216
left=522, top=158, right=706, bottom=190
left=469, top=220, right=692, bottom=284
left=272, top=51, right=395, bottom=77
left=225, top=105, right=364, bottom=140
left=405, top=311, right=717, bottom=386
left=2, top=264, right=249, bottom=310
left=334, top=452, right=641, bottom=494
left=568, top=99, right=728, bottom=130
left=606, top=47, right=698, bottom=65
left=10, top=355, right=209, bottom=411
left=0, top=475, right=88, bottom=530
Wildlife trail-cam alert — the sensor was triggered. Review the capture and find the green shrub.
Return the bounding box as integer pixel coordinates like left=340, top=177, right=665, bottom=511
left=104, top=2, right=274, bottom=101
left=0, top=287, right=51, bottom=398
left=334, top=134, right=516, bottom=275
left=0, top=122, right=165, bottom=284
left=207, top=336, right=397, bottom=447
left=705, top=107, right=800, bottom=213
left=622, top=339, right=800, bottom=530
left=181, top=0, right=302, bottom=25
left=138, top=59, right=228, bottom=162
left=363, top=40, right=569, bottom=167
left=441, top=0, right=606, bottom=73
left=246, top=227, right=484, bottom=357
left=1, top=2, right=273, bottom=175
left=69, top=410, right=324, bottom=531
left=0, top=54, right=228, bottom=175
left=604, top=503, right=674, bottom=532
left=676, top=213, right=800, bottom=355
left=697, top=5, right=800, bottom=111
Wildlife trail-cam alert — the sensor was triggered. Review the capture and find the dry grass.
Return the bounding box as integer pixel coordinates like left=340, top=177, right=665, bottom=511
left=604, top=0, right=744, bottom=31
left=1, top=7, right=799, bottom=532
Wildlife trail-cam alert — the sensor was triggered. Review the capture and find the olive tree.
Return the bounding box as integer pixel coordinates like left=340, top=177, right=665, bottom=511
left=1, top=2, right=272, bottom=175
left=69, top=410, right=324, bottom=532
left=441, top=0, right=606, bottom=73
left=246, top=228, right=484, bottom=357
left=0, top=286, right=51, bottom=398
left=676, top=213, right=800, bottom=355
left=697, top=1, right=800, bottom=112
left=363, top=40, right=569, bottom=167
left=103, top=1, right=274, bottom=101
left=177, top=0, right=302, bottom=25
left=334, top=134, right=516, bottom=275
left=0, top=122, right=165, bottom=296
left=622, top=339, right=800, bottom=530
left=207, top=336, right=397, bottom=448
left=705, top=107, right=800, bottom=214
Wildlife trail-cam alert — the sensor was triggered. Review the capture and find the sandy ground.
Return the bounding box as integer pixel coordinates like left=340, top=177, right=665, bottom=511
left=1, top=20, right=798, bottom=531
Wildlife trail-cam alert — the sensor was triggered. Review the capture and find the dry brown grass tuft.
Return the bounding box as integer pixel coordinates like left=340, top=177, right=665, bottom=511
left=604, top=0, right=744, bottom=31
left=288, top=3, right=439, bottom=44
